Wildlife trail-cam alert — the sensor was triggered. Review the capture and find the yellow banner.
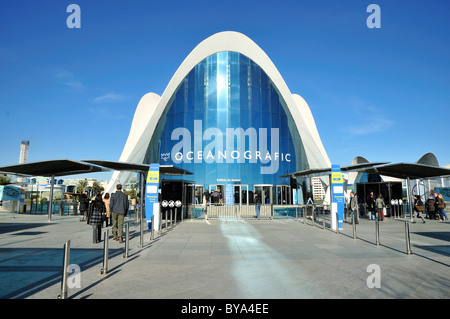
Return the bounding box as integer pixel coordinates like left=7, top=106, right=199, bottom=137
left=331, top=172, right=343, bottom=184
left=146, top=170, right=159, bottom=183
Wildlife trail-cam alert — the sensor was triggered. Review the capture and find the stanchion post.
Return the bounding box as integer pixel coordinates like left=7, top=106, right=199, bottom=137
left=322, top=207, right=326, bottom=230
left=123, top=223, right=129, bottom=258
left=150, top=215, right=154, bottom=241
left=165, top=210, right=168, bottom=231
left=335, top=212, right=339, bottom=234
left=375, top=216, right=381, bottom=246
left=405, top=221, right=413, bottom=255
left=302, top=206, right=306, bottom=224
left=58, top=240, right=70, bottom=299
left=101, top=228, right=109, bottom=274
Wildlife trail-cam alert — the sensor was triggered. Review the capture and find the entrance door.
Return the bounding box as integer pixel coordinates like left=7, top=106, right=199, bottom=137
left=209, top=185, right=224, bottom=204
left=276, top=185, right=291, bottom=205
left=194, top=185, right=203, bottom=205
left=254, top=185, right=273, bottom=205
left=234, top=184, right=249, bottom=205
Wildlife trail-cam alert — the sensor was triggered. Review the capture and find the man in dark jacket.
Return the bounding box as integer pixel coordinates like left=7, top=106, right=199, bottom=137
left=366, top=192, right=376, bottom=220
left=110, top=184, right=129, bottom=243
left=79, top=192, right=90, bottom=222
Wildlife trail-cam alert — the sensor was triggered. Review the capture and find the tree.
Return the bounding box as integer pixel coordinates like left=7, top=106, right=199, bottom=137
left=0, top=176, right=10, bottom=185
left=91, top=181, right=104, bottom=195
left=76, top=178, right=89, bottom=193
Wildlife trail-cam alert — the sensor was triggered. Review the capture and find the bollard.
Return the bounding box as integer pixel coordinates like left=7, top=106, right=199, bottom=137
left=303, top=206, right=306, bottom=224
left=58, top=240, right=70, bottom=299
left=165, top=210, right=168, bottom=231
left=322, top=207, right=326, bottom=230
left=405, top=222, right=413, bottom=255
left=150, top=215, right=154, bottom=241
left=101, top=228, right=109, bottom=274
left=139, top=214, right=144, bottom=249
left=123, top=223, right=129, bottom=258
left=375, top=216, right=381, bottom=246
left=352, top=213, right=357, bottom=239
left=335, top=212, right=340, bottom=234
left=311, top=206, right=315, bottom=227
left=159, top=211, right=162, bottom=235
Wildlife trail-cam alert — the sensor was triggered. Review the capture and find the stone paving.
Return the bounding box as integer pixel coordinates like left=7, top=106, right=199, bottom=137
left=0, top=211, right=448, bottom=300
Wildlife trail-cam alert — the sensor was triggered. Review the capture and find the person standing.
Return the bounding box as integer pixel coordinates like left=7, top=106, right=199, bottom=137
left=436, top=194, right=448, bottom=221
left=375, top=194, right=385, bottom=221
left=254, top=192, right=261, bottom=219
left=88, top=194, right=106, bottom=243
left=79, top=193, right=90, bottom=222
left=103, top=193, right=111, bottom=227
left=110, top=184, right=129, bottom=243
left=425, top=196, right=436, bottom=220
left=349, top=191, right=359, bottom=224
left=366, top=192, right=376, bottom=220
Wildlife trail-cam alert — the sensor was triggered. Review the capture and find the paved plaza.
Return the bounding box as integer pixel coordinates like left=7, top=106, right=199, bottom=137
left=0, top=211, right=448, bottom=301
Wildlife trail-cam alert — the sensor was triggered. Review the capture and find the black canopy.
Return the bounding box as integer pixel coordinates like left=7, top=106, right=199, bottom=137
left=0, top=159, right=107, bottom=177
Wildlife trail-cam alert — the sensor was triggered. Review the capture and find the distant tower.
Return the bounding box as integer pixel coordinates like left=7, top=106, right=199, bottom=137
left=19, top=140, right=30, bottom=164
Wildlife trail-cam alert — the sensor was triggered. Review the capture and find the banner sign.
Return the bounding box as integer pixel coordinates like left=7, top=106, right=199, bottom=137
left=331, top=165, right=345, bottom=230
left=225, top=184, right=233, bottom=206
left=145, top=163, right=160, bottom=230
left=0, top=186, right=21, bottom=201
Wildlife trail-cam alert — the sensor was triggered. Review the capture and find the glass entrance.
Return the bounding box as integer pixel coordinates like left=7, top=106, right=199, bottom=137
left=276, top=185, right=291, bottom=205
left=209, top=185, right=224, bottom=204
left=234, top=184, right=249, bottom=205
left=194, top=185, right=203, bottom=205
left=254, top=185, right=273, bottom=205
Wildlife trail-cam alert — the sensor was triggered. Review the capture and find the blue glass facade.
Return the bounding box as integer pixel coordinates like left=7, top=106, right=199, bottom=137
left=145, top=51, right=308, bottom=199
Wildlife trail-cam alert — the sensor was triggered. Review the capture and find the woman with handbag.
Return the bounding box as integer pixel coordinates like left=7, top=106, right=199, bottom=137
left=413, top=195, right=426, bottom=223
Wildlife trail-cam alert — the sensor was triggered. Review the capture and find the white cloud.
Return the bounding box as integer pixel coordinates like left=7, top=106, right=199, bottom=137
left=93, top=93, right=126, bottom=103
left=53, top=68, right=85, bottom=91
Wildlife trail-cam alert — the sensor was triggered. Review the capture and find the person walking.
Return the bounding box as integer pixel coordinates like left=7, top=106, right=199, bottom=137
left=88, top=194, right=106, bottom=243
left=366, top=191, right=376, bottom=220
left=306, top=190, right=314, bottom=205
left=436, top=194, right=448, bottom=221
left=375, top=194, right=385, bottom=221
left=110, top=184, right=129, bottom=243
left=413, top=195, right=426, bottom=224
left=348, top=191, right=359, bottom=224
left=103, top=193, right=111, bottom=227
left=79, top=193, right=90, bottom=222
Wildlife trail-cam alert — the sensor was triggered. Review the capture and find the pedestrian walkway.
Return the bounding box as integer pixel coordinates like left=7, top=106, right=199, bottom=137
left=0, top=211, right=448, bottom=300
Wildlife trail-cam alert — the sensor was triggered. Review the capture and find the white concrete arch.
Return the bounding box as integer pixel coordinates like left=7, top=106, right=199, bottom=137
left=106, top=31, right=331, bottom=192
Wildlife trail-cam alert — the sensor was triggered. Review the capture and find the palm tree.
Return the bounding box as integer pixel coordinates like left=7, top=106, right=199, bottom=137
left=91, top=181, right=104, bottom=195
left=76, top=178, right=89, bottom=193
left=0, top=176, right=10, bottom=185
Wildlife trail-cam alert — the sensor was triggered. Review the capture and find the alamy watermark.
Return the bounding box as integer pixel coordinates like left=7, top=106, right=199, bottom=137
left=67, top=264, right=81, bottom=289
left=366, top=4, right=381, bottom=29
left=366, top=264, right=381, bottom=288
left=66, top=4, right=81, bottom=29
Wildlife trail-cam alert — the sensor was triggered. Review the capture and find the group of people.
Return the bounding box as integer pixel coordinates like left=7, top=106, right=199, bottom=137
left=413, top=191, right=448, bottom=223
left=349, top=191, right=386, bottom=224
left=77, top=184, right=129, bottom=243
left=351, top=190, right=448, bottom=224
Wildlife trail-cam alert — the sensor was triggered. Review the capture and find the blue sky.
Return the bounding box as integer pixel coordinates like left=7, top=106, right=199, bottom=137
left=1, top=0, right=449, bottom=181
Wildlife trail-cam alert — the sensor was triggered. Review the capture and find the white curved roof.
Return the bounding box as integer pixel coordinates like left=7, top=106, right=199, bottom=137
left=106, top=31, right=331, bottom=193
